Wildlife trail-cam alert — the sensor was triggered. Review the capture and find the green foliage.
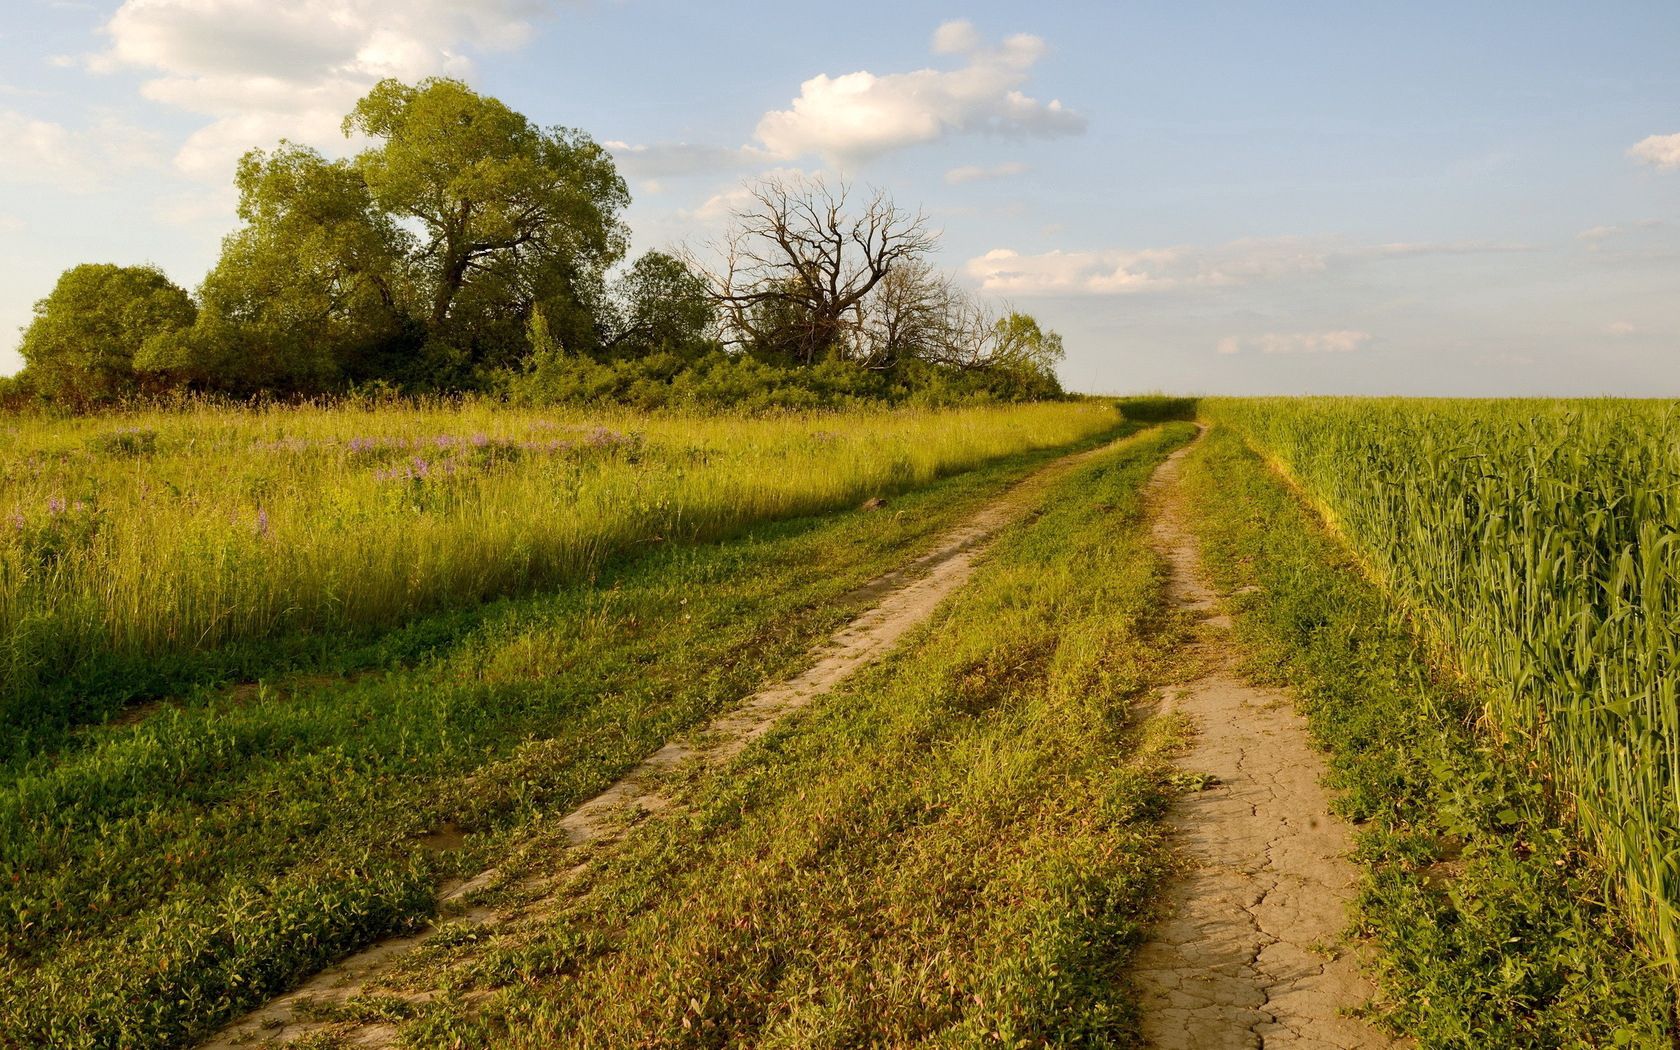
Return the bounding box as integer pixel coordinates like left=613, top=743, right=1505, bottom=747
left=0, top=423, right=1133, bottom=1048
left=336, top=424, right=1193, bottom=1046
left=15, top=82, right=1072, bottom=406
left=601, top=250, right=716, bottom=359
left=1115, top=395, right=1199, bottom=422
left=0, top=370, right=40, bottom=411
left=18, top=264, right=196, bottom=407
left=1182, top=421, right=1674, bottom=1047
left=346, top=77, right=629, bottom=368
left=146, top=143, right=414, bottom=394
left=990, top=311, right=1066, bottom=383
left=1207, top=398, right=1680, bottom=984
left=0, top=401, right=1115, bottom=752
left=507, top=347, right=1066, bottom=411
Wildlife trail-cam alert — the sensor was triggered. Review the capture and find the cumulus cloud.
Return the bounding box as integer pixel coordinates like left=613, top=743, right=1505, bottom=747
left=0, top=108, right=164, bottom=191
left=87, top=0, right=546, bottom=179
left=753, top=20, right=1084, bottom=164
left=1217, top=331, right=1372, bottom=355
left=1605, top=320, right=1639, bottom=336
left=965, top=237, right=1524, bottom=296
left=1629, top=133, right=1680, bottom=171
left=945, top=161, right=1027, bottom=185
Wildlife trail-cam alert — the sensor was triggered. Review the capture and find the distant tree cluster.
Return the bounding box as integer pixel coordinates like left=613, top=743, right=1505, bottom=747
left=9, top=79, right=1065, bottom=410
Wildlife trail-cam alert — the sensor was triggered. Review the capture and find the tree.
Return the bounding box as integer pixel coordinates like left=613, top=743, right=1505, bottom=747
left=854, top=259, right=964, bottom=371
left=345, top=77, right=630, bottom=367
left=700, top=175, right=936, bottom=365
left=145, top=142, right=413, bottom=393
left=19, top=264, right=195, bottom=406
left=954, top=310, right=1067, bottom=398
left=602, top=251, right=716, bottom=358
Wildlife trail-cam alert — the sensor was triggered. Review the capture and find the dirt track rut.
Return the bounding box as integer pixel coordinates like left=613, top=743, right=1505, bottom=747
left=1130, top=432, right=1395, bottom=1049
left=200, top=436, right=1123, bottom=1049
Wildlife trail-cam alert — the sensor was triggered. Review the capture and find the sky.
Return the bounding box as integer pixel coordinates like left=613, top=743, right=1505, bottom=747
left=0, top=0, right=1676, bottom=396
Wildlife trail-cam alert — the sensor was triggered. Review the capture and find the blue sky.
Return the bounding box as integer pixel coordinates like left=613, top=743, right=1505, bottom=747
left=1, top=0, right=1676, bottom=394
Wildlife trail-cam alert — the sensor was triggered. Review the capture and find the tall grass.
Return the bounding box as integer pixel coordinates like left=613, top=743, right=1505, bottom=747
left=1207, top=397, right=1680, bottom=980
left=0, top=400, right=1116, bottom=736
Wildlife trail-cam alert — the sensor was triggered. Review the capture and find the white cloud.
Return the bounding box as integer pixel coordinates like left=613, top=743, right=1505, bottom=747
left=945, top=160, right=1027, bottom=185
left=966, top=237, right=1524, bottom=296
left=0, top=108, right=164, bottom=191
left=1577, top=219, right=1665, bottom=252
left=682, top=167, right=819, bottom=223
left=931, top=19, right=983, bottom=56
left=1629, top=132, right=1680, bottom=171
left=604, top=140, right=768, bottom=180
left=753, top=21, right=1084, bottom=164
left=88, top=0, right=546, bottom=179
left=1605, top=320, right=1639, bottom=336
left=1218, top=330, right=1372, bottom=355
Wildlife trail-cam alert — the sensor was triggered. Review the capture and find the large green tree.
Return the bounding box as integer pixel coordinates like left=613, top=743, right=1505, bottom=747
left=345, top=77, right=630, bottom=370
left=144, top=143, right=413, bottom=393
left=19, top=264, right=196, bottom=406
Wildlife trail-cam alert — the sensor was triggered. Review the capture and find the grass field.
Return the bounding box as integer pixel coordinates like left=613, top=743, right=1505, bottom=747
left=6, top=394, right=1679, bottom=1048
left=0, top=399, right=1114, bottom=754
left=0, top=402, right=1136, bottom=1048
left=270, top=422, right=1199, bottom=1047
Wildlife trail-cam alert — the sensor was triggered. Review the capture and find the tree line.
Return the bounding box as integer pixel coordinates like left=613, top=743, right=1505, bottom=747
left=6, top=78, right=1066, bottom=411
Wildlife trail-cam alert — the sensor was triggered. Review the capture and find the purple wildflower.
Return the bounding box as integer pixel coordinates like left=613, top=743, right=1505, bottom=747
left=47, top=496, right=65, bottom=516
left=470, top=432, right=490, bottom=448
left=411, top=457, right=431, bottom=479
left=7, top=510, right=23, bottom=531
left=255, top=508, right=270, bottom=538
left=349, top=437, right=376, bottom=453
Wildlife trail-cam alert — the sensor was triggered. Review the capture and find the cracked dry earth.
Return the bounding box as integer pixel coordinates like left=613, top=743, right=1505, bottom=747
left=200, top=436, right=1123, bottom=1050
left=1130, top=434, right=1396, bottom=1050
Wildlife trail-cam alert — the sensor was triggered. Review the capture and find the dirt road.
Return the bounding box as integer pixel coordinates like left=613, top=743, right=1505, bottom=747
left=200, top=434, right=1129, bottom=1049
left=1130, top=433, right=1395, bottom=1049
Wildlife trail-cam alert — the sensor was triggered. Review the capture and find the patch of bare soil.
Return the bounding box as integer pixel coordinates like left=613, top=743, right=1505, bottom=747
left=198, top=436, right=1124, bottom=1049
left=1130, top=432, right=1397, bottom=1049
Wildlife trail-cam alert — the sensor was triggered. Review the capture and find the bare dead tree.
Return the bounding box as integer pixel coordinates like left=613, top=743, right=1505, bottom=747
left=854, top=259, right=964, bottom=370
left=695, top=175, right=937, bottom=365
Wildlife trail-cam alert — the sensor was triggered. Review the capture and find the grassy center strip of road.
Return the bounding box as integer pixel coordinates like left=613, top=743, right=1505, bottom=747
left=1178, top=426, right=1673, bottom=1047
left=0, top=423, right=1135, bottom=1050
left=309, top=422, right=1201, bottom=1048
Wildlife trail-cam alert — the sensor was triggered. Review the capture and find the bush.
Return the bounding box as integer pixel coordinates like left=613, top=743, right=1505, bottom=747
left=1114, top=396, right=1198, bottom=422
left=504, top=348, right=1063, bottom=411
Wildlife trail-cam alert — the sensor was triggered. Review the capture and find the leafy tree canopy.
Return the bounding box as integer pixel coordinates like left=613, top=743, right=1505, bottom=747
left=19, top=264, right=195, bottom=406
left=345, top=77, right=630, bottom=367
left=12, top=82, right=1067, bottom=407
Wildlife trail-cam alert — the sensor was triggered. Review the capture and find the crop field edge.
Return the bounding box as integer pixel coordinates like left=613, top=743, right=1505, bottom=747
left=1180, top=422, right=1675, bottom=1047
